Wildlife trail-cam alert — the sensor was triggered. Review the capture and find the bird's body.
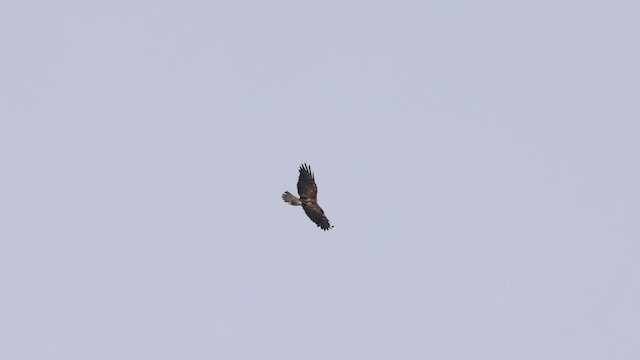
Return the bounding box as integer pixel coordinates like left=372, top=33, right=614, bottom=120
left=282, top=164, right=333, bottom=230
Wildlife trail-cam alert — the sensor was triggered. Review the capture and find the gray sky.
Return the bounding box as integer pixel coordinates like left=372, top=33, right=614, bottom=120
left=1, top=0, right=639, bottom=359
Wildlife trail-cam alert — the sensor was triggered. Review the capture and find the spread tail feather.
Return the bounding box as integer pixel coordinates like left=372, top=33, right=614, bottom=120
left=282, top=191, right=301, bottom=206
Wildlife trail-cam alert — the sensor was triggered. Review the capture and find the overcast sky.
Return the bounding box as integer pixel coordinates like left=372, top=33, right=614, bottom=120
left=1, top=0, right=639, bottom=359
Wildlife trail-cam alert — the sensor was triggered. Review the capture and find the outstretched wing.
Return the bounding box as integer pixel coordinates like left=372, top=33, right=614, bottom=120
left=302, top=202, right=333, bottom=230
left=297, top=163, right=318, bottom=200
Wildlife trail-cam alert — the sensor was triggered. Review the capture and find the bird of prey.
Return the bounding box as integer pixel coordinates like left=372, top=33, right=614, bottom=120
left=282, top=163, right=333, bottom=230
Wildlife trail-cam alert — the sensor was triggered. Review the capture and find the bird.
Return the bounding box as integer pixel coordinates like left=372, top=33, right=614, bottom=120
left=282, top=163, right=334, bottom=230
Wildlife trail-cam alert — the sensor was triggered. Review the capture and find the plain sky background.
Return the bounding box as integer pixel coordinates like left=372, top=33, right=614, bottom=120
left=1, top=0, right=639, bottom=359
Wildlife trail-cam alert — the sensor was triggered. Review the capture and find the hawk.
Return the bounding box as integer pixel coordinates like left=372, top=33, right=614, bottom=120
left=282, top=163, right=334, bottom=230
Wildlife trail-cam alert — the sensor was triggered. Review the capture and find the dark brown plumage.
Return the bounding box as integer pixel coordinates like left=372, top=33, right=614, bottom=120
left=282, top=163, right=333, bottom=230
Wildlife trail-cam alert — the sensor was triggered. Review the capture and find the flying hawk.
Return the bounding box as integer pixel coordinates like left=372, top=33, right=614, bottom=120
left=282, top=163, right=334, bottom=230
